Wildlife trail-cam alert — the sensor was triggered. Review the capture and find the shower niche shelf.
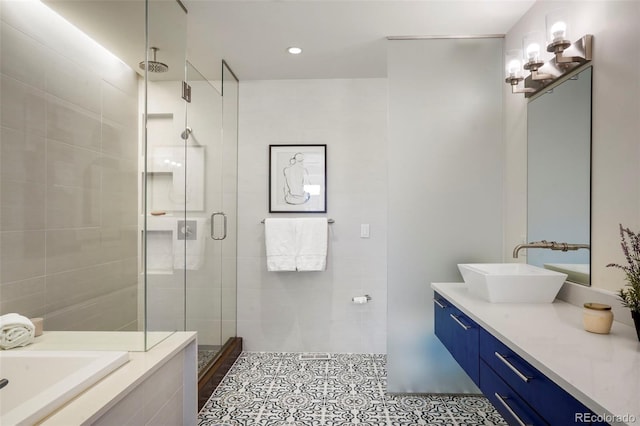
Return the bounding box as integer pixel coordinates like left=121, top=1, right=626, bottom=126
left=146, top=229, right=174, bottom=275
left=144, top=109, right=205, bottom=212
left=147, top=172, right=175, bottom=212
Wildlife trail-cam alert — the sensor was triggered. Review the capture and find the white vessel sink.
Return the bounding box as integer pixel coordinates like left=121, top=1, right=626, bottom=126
left=458, top=263, right=567, bottom=303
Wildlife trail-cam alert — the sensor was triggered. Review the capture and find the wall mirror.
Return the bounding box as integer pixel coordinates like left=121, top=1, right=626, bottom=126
left=527, top=66, right=592, bottom=285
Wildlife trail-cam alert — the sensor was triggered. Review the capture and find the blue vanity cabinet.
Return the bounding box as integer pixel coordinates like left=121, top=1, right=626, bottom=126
left=480, top=329, right=601, bottom=426
left=433, top=292, right=480, bottom=385
left=434, top=293, right=606, bottom=426
left=480, top=359, right=548, bottom=426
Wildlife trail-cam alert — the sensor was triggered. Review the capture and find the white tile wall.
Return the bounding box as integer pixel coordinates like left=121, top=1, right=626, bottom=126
left=0, top=126, right=46, bottom=187
left=1, top=180, right=46, bottom=231
left=0, top=231, right=46, bottom=282
left=0, top=277, right=46, bottom=318
left=237, top=78, right=387, bottom=353
left=45, top=287, right=138, bottom=331
left=0, top=23, right=47, bottom=90
left=0, top=74, right=47, bottom=135
left=0, top=0, right=139, bottom=331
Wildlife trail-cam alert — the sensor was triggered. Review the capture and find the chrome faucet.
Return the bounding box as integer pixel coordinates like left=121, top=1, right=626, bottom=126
left=513, top=240, right=590, bottom=258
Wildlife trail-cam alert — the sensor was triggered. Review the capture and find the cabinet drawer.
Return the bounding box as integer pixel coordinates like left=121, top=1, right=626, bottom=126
left=480, top=329, right=594, bottom=425
left=480, top=360, right=548, bottom=426
left=449, top=305, right=479, bottom=385
left=434, top=292, right=452, bottom=349
left=434, top=293, right=479, bottom=385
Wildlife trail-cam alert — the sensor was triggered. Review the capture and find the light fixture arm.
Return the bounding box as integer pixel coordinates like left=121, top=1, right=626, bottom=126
left=547, top=36, right=592, bottom=65
left=523, top=60, right=554, bottom=81
left=505, top=77, right=535, bottom=94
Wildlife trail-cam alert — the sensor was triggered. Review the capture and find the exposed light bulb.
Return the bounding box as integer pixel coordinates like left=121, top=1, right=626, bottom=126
left=526, top=43, right=540, bottom=61
left=550, top=21, right=567, bottom=42
left=287, top=47, right=302, bottom=55
left=507, top=59, right=521, bottom=77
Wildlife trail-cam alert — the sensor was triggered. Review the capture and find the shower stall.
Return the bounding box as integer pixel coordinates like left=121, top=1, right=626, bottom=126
left=0, top=0, right=239, bottom=396
left=144, top=47, right=240, bottom=377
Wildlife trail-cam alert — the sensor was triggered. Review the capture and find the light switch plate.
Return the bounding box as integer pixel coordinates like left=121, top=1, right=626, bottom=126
left=360, top=224, right=370, bottom=238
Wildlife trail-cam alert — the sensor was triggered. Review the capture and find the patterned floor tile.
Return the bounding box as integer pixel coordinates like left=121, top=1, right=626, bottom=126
left=198, top=346, right=221, bottom=374
left=198, top=352, right=506, bottom=426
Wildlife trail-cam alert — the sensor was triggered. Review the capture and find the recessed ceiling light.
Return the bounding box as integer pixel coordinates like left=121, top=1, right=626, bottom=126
left=287, top=47, right=303, bottom=55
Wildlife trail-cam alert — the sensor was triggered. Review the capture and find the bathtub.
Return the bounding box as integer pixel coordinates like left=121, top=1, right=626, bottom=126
left=0, top=350, right=129, bottom=425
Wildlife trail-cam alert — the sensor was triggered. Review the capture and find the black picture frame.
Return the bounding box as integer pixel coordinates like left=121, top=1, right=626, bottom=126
left=269, top=144, right=327, bottom=213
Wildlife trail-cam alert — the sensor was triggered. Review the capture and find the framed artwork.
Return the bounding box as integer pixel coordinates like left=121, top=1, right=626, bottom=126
left=269, top=144, right=327, bottom=213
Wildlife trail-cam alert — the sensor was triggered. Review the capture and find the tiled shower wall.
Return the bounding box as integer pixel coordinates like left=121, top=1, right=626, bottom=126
left=237, top=78, right=387, bottom=353
left=0, top=1, right=139, bottom=330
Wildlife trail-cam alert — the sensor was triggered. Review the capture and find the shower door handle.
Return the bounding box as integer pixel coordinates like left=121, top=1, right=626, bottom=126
left=210, top=212, right=227, bottom=240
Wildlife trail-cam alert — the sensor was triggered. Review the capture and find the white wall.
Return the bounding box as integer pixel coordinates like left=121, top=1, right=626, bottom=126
left=386, top=38, right=504, bottom=393
left=503, top=1, right=640, bottom=292
left=237, top=78, right=387, bottom=353
left=0, top=0, right=139, bottom=330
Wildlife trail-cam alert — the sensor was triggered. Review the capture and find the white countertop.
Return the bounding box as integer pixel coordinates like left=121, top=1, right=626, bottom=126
left=432, top=282, right=640, bottom=426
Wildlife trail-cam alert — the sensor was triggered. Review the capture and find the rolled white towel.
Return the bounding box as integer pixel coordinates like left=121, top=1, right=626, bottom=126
left=0, top=313, right=35, bottom=350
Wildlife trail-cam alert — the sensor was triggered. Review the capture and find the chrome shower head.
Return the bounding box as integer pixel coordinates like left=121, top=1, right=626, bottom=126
left=139, top=47, right=168, bottom=73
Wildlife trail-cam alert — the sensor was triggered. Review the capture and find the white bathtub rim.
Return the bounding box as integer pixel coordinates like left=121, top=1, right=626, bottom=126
left=1, top=351, right=129, bottom=426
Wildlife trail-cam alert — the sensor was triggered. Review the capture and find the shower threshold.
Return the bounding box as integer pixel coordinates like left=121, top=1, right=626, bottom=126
left=197, top=337, right=242, bottom=410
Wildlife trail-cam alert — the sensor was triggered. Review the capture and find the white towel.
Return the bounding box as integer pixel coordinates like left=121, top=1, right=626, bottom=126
left=265, top=218, right=297, bottom=271
left=295, top=218, right=328, bottom=271
left=173, top=218, right=206, bottom=270
left=0, top=313, right=35, bottom=350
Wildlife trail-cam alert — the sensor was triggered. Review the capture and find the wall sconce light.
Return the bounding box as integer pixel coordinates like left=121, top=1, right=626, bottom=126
left=546, top=9, right=570, bottom=55
left=523, top=31, right=553, bottom=82
left=505, top=49, right=534, bottom=94
left=506, top=9, right=592, bottom=97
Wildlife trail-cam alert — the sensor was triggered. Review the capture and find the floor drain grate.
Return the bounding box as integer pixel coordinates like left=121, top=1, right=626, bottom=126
left=299, top=353, right=331, bottom=361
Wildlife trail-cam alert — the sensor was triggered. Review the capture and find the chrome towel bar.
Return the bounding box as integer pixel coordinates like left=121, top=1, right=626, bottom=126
left=261, top=218, right=334, bottom=223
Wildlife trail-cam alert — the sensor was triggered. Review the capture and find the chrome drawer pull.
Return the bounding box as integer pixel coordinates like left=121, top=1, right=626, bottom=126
left=449, top=313, right=472, bottom=330
left=494, top=352, right=531, bottom=383
left=494, top=393, right=531, bottom=426
left=433, top=298, right=446, bottom=309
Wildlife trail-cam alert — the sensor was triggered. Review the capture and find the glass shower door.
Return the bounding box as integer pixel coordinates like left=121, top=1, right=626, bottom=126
left=183, top=62, right=227, bottom=371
